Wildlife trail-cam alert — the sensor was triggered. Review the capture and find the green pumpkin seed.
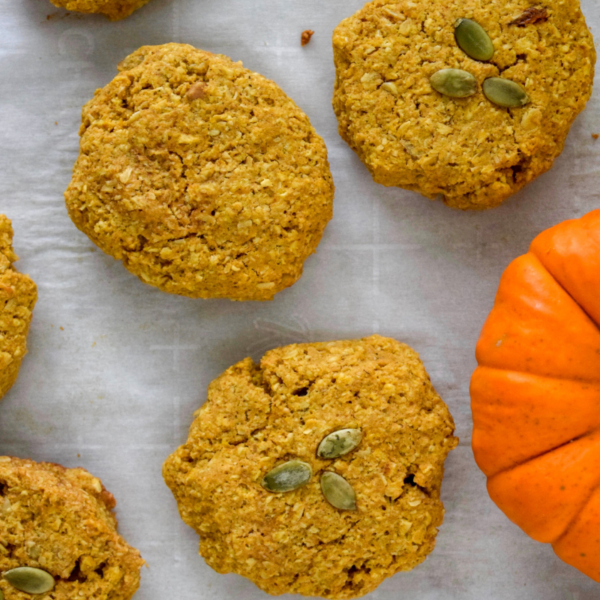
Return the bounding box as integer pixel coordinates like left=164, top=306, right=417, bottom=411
left=261, top=460, right=312, bottom=493
left=3, top=567, right=55, bottom=594
left=317, top=429, right=363, bottom=459
left=455, top=18, right=494, bottom=61
left=321, top=472, right=357, bottom=510
left=0, top=589, right=3, bottom=600
left=483, top=77, right=530, bottom=108
left=430, top=69, right=478, bottom=98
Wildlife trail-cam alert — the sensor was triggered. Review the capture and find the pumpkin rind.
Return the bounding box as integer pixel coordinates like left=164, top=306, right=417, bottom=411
left=471, top=209, right=600, bottom=583
left=487, top=430, right=600, bottom=543
left=471, top=368, right=600, bottom=477
left=531, top=210, right=600, bottom=326
left=553, top=487, right=600, bottom=582
left=475, top=253, right=600, bottom=380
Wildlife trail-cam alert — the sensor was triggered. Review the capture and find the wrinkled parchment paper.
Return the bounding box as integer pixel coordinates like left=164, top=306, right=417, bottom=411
left=1, top=0, right=599, bottom=598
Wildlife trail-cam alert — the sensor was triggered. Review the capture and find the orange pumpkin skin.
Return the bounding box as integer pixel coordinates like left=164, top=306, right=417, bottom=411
left=471, top=209, right=600, bottom=582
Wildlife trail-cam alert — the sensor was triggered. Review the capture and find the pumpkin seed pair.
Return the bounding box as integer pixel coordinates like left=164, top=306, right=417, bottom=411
left=3, top=567, right=55, bottom=594
left=261, top=428, right=362, bottom=510
left=431, top=70, right=529, bottom=107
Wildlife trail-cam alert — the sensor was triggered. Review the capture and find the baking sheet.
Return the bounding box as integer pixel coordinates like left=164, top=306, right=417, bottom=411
left=1, top=0, right=599, bottom=598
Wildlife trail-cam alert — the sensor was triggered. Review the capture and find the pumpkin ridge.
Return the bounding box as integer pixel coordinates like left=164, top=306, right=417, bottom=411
left=472, top=367, right=600, bottom=476
left=551, top=485, right=600, bottom=583
left=475, top=365, right=600, bottom=385
left=475, top=253, right=600, bottom=381
left=487, top=429, right=600, bottom=543
left=530, top=209, right=600, bottom=329
left=530, top=246, right=600, bottom=335
left=552, top=479, right=600, bottom=547
left=487, top=425, right=600, bottom=481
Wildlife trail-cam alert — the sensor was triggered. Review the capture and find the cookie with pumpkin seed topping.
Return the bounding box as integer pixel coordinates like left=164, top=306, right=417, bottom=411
left=163, top=335, right=458, bottom=599
left=49, top=0, right=151, bottom=20
left=333, top=0, right=595, bottom=209
left=65, top=43, right=334, bottom=301
left=0, top=456, right=144, bottom=600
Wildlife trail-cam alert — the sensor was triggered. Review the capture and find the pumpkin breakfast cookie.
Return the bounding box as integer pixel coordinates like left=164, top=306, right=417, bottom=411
left=0, top=456, right=144, bottom=600
left=0, top=216, right=37, bottom=401
left=49, top=0, right=151, bottom=20
left=164, top=335, right=458, bottom=599
left=65, top=44, right=334, bottom=301
left=333, top=0, right=595, bottom=209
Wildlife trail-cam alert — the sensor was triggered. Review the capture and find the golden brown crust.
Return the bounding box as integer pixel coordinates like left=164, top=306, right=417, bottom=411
left=0, top=456, right=144, bottom=600
left=65, top=43, right=334, bottom=301
left=0, top=216, right=37, bottom=401
left=49, top=0, right=151, bottom=20
left=164, top=335, right=458, bottom=598
left=332, top=0, right=596, bottom=209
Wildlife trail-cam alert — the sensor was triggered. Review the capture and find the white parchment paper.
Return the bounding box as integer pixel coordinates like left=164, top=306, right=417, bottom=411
left=1, top=0, right=599, bottom=598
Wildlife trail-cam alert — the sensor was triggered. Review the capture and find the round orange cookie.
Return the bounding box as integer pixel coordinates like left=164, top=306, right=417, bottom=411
left=333, top=0, right=595, bottom=209
left=164, top=335, right=457, bottom=598
left=65, top=44, right=334, bottom=301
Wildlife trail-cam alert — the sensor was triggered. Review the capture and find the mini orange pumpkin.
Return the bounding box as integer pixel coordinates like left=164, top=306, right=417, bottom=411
left=471, top=209, right=600, bottom=582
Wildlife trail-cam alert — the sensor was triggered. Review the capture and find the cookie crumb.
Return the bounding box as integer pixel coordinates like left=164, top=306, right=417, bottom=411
left=592, top=133, right=599, bottom=140
left=509, top=7, right=549, bottom=26
left=301, top=30, right=314, bottom=46
left=187, top=82, right=206, bottom=100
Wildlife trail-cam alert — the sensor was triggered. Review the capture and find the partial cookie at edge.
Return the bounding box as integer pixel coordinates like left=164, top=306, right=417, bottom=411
left=0, top=456, right=144, bottom=600
left=0, top=216, right=37, bottom=401
left=49, top=0, right=151, bottom=20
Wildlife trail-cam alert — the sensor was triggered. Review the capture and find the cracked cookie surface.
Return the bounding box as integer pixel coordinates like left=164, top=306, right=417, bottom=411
left=49, top=0, right=151, bottom=20
left=333, top=0, right=595, bottom=209
left=163, top=335, right=458, bottom=599
left=0, top=216, right=37, bottom=401
left=65, top=44, right=334, bottom=301
left=0, top=457, right=144, bottom=600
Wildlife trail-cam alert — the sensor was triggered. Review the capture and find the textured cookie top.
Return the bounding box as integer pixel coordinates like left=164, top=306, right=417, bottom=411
left=333, top=0, right=595, bottom=209
left=49, top=0, right=151, bottom=20
left=0, top=457, right=144, bottom=600
left=65, top=44, right=334, bottom=300
left=164, top=335, right=457, bottom=599
left=0, top=216, right=37, bottom=400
